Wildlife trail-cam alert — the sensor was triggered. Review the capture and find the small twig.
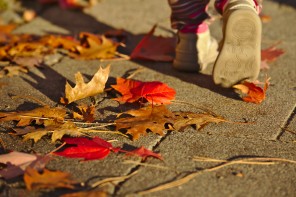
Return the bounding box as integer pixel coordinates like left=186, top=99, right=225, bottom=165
left=47, top=142, right=66, bottom=155
left=115, top=52, right=130, bottom=60
left=134, top=156, right=296, bottom=196
left=91, top=170, right=138, bottom=188
left=127, top=67, right=146, bottom=79
left=83, top=123, right=116, bottom=129
left=123, top=160, right=171, bottom=171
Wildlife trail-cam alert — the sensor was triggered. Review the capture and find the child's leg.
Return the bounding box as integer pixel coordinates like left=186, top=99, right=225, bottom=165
left=168, top=0, right=218, bottom=72
left=213, top=0, right=262, bottom=88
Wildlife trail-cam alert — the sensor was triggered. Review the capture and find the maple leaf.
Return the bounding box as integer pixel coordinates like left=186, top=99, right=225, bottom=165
left=54, top=137, right=116, bottom=160
left=0, top=105, right=66, bottom=126
left=115, top=105, right=174, bottom=140
left=73, top=104, right=95, bottom=123
left=233, top=78, right=270, bottom=104
left=112, top=78, right=176, bottom=105
left=62, top=65, right=110, bottom=104
left=24, top=167, right=76, bottom=191
left=130, top=25, right=175, bottom=62
left=69, top=32, right=120, bottom=60
left=18, top=121, right=86, bottom=143
left=125, top=146, right=163, bottom=160
left=172, top=112, right=226, bottom=132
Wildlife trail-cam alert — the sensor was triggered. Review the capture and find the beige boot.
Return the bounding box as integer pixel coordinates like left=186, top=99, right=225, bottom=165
left=213, top=0, right=261, bottom=88
left=173, top=29, right=218, bottom=72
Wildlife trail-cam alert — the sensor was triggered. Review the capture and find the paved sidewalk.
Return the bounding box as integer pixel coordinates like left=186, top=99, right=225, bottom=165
left=0, top=0, right=295, bottom=196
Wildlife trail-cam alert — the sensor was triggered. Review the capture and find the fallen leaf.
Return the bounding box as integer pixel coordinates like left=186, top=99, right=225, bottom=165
left=0, top=65, right=28, bottom=78
left=125, top=146, right=163, bottom=160
left=130, top=25, right=175, bottom=62
left=70, top=32, right=120, bottom=60
left=0, top=152, right=51, bottom=179
left=20, top=121, right=86, bottom=143
left=112, top=78, right=176, bottom=105
left=73, top=104, right=95, bottom=123
left=54, top=137, right=115, bottom=160
left=23, top=9, right=36, bottom=22
left=115, top=105, right=174, bottom=140
left=0, top=105, right=66, bottom=126
left=173, top=112, right=226, bottom=131
left=24, top=167, right=76, bottom=191
left=233, top=78, right=270, bottom=104
left=12, top=56, right=43, bottom=67
left=63, top=65, right=110, bottom=104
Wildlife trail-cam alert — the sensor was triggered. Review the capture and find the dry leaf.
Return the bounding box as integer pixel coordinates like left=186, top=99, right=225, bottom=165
left=173, top=112, right=226, bottom=131
left=0, top=105, right=67, bottom=127
left=115, top=105, right=174, bottom=140
left=233, top=78, right=270, bottom=104
left=63, top=65, right=110, bottom=104
left=0, top=65, right=28, bottom=78
left=74, top=104, right=95, bottom=122
left=21, top=121, right=85, bottom=143
left=112, top=78, right=176, bottom=105
left=24, top=167, right=76, bottom=191
left=70, top=32, right=120, bottom=60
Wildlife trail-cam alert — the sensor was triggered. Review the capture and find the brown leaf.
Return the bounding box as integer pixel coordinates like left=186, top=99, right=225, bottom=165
left=0, top=105, right=67, bottom=127
left=0, top=65, right=28, bottom=78
left=63, top=65, right=110, bottom=104
left=21, top=121, right=85, bottom=143
left=115, top=105, right=174, bottom=140
left=173, top=112, right=226, bottom=131
left=74, top=104, right=95, bottom=123
left=12, top=56, right=43, bottom=67
left=24, top=167, right=76, bottom=191
left=70, top=32, right=120, bottom=60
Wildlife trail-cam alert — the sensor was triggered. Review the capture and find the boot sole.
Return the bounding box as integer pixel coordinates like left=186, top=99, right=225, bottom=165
left=213, top=9, right=261, bottom=88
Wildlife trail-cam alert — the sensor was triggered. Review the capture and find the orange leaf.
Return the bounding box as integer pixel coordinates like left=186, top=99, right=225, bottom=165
left=24, top=167, right=76, bottom=191
left=111, top=78, right=176, bottom=105
left=233, top=78, right=270, bottom=104
left=130, top=25, right=175, bottom=62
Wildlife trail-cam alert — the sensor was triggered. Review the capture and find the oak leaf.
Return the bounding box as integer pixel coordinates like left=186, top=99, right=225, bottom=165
left=173, top=112, right=226, bottom=131
left=130, top=25, right=175, bottom=62
left=0, top=105, right=67, bottom=126
left=73, top=104, right=95, bottom=123
left=233, top=78, right=270, bottom=104
left=115, top=105, right=174, bottom=140
left=24, top=167, right=76, bottom=191
left=19, top=121, right=85, bottom=143
left=70, top=32, right=120, bottom=60
left=112, top=78, right=176, bottom=105
left=63, top=65, right=110, bottom=104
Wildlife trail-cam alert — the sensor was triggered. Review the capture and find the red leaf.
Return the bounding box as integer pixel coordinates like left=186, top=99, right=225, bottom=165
left=54, top=137, right=113, bottom=161
left=125, top=146, right=163, bottom=160
left=130, top=25, right=176, bottom=62
left=233, top=78, right=270, bottom=104
left=111, top=78, right=176, bottom=104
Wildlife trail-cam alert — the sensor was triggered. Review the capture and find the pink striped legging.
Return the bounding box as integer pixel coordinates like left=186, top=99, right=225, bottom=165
left=168, top=0, right=261, bottom=33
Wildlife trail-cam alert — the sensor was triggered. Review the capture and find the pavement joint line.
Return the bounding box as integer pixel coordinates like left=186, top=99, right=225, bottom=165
left=273, top=105, right=296, bottom=140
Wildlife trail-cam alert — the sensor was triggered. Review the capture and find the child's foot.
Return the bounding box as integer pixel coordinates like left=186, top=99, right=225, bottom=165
left=213, top=0, right=261, bottom=88
left=173, top=25, right=218, bottom=72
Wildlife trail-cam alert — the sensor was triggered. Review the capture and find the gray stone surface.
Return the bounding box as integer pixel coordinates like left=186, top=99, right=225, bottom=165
left=0, top=0, right=295, bottom=196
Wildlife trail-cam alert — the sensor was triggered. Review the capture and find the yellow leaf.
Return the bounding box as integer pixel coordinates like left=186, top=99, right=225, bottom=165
left=64, top=65, right=110, bottom=104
